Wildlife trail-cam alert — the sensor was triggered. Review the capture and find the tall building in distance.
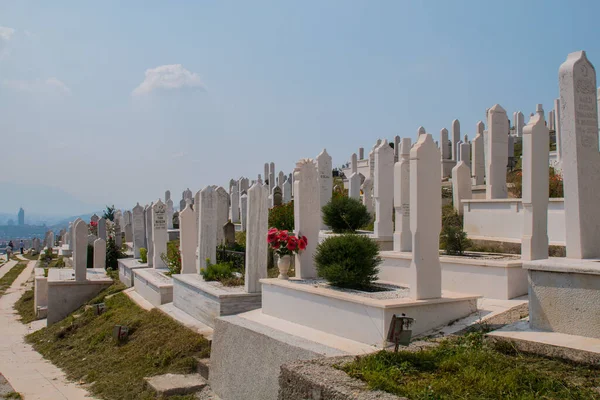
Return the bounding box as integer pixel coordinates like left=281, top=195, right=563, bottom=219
left=18, top=207, right=25, bottom=226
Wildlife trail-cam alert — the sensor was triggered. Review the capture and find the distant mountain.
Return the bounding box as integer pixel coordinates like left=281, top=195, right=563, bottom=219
left=0, top=182, right=103, bottom=224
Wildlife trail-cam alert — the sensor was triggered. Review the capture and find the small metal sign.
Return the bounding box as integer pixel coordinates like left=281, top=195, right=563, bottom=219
left=92, top=303, right=106, bottom=315
left=387, top=314, right=415, bottom=352
left=113, top=325, right=129, bottom=342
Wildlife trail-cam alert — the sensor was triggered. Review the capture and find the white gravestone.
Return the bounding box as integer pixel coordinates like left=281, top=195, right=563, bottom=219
left=166, top=198, right=174, bottom=229
left=93, top=238, right=106, bottom=269
left=114, top=221, right=122, bottom=248
left=230, top=183, right=240, bottom=223
left=240, top=192, right=248, bottom=232
left=152, top=200, right=168, bottom=270
left=264, top=163, right=269, bottom=190
left=132, top=203, right=145, bottom=258
left=440, top=128, right=450, bottom=159
left=278, top=171, right=285, bottom=189
left=515, top=111, right=525, bottom=138
left=393, top=138, right=412, bottom=252
left=215, top=187, right=229, bottom=246
left=554, top=98, right=562, bottom=162
left=451, top=119, right=460, bottom=161
left=559, top=51, right=600, bottom=259
left=316, top=149, right=333, bottom=230
left=73, top=219, right=88, bottom=282
left=409, top=134, right=442, bottom=300
left=348, top=153, right=361, bottom=200
left=486, top=104, right=509, bottom=199
left=361, top=178, right=374, bottom=215
left=522, top=106, right=549, bottom=261
left=165, top=190, right=171, bottom=202
left=269, top=162, right=275, bottom=193
left=282, top=177, right=292, bottom=204
left=145, top=203, right=154, bottom=267
left=452, top=143, right=472, bottom=216
left=294, top=159, right=320, bottom=279
left=197, top=186, right=218, bottom=271
left=125, top=223, right=133, bottom=242
left=374, top=140, right=394, bottom=238
left=98, top=217, right=106, bottom=241
left=394, top=135, right=401, bottom=162
left=245, top=182, right=269, bottom=293
left=471, top=121, right=485, bottom=185
left=179, top=204, right=197, bottom=274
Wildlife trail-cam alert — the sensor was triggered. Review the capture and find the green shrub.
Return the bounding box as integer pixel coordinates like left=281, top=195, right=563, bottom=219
left=440, top=225, right=471, bottom=255
left=268, top=201, right=294, bottom=231
left=322, top=197, right=371, bottom=233
left=161, top=240, right=181, bottom=276
left=200, top=260, right=234, bottom=281
left=105, top=237, right=126, bottom=271
left=87, top=244, right=94, bottom=268
left=442, top=204, right=462, bottom=229
left=139, top=248, right=148, bottom=264
left=315, top=234, right=381, bottom=289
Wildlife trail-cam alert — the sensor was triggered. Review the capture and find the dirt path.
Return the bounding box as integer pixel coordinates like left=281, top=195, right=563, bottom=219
left=0, top=260, right=96, bottom=399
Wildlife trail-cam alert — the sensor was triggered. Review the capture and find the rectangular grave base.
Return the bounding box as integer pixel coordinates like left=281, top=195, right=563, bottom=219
left=260, top=278, right=479, bottom=348
left=172, top=274, right=261, bottom=328
left=524, top=257, right=600, bottom=339
left=118, top=258, right=150, bottom=287
left=133, top=268, right=173, bottom=307
left=379, top=251, right=525, bottom=300
left=47, top=268, right=112, bottom=325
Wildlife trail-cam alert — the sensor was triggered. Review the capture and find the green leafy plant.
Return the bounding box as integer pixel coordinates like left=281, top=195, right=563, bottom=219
left=200, top=260, right=244, bottom=286
left=87, top=244, right=94, bottom=268
left=102, top=205, right=116, bottom=222
left=314, top=234, right=382, bottom=289
left=549, top=168, right=564, bottom=198
left=322, top=197, right=371, bottom=233
left=440, top=205, right=471, bottom=255
left=139, top=248, right=148, bottom=264
left=105, top=237, right=126, bottom=271
left=268, top=201, right=294, bottom=231
left=161, top=240, right=181, bottom=276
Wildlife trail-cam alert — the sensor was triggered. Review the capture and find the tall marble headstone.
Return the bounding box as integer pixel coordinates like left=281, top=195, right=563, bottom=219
left=215, top=187, right=229, bottom=246
left=394, top=138, right=412, bottom=252
left=294, top=159, right=320, bottom=279
left=316, top=149, right=333, bottom=230
left=486, top=104, right=509, bottom=199
left=245, top=182, right=269, bottom=293
left=374, top=140, right=394, bottom=238
left=179, top=204, right=197, bottom=274
left=452, top=143, right=472, bottom=215
left=440, top=128, right=450, bottom=159
left=559, top=51, right=600, bottom=259
left=152, top=200, right=168, bottom=270
left=472, top=121, right=485, bottom=185
left=282, top=177, right=292, bottom=204
left=197, top=186, right=218, bottom=271
left=408, top=134, right=442, bottom=300
left=73, top=219, right=88, bottom=282
left=522, top=106, right=549, bottom=261
left=240, top=192, right=248, bottom=232
left=144, top=204, right=154, bottom=266
left=166, top=198, right=174, bottom=229
left=98, top=217, right=106, bottom=241
left=230, top=183, right=240, bottom=223
left=451, top=119, right=460, bottom=161
left=554, top=98, right=562, bottom=162
left=93, top=238, right=106, bottom=269
left=132, top=203, right=145, bottom=258
left=348, top=153, right=361, bottom=200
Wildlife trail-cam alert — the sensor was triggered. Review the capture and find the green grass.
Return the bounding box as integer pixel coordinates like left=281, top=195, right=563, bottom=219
left=342, top=332, right=599, bottom=400
left=0, top=263, right=27, bottom=297
left=19, top=253, right=40, bottom=261
left=14, top=288, right=36, bottom=324
left=26, top=282, right=210, bottom=400
left=4, top=392, right=23, bottom=399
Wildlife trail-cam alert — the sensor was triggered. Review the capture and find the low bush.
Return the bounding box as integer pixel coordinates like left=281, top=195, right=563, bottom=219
left=161, top=240, right=181, bottom=276
left=315, top=234, right=381, bottom=289
left=200, top=260, right=243, bottom=286
left=268, top=201, right=294, bottom=231
left=440, top=205, right=471, bottom=255
left=322, top=197, right=371, bottom=233
left=105, top=237, right=126, bottom=271
left=139, top=248, right=147, bottom=264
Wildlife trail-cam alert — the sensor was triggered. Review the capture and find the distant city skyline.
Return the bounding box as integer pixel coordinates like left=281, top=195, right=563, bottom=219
left=1, top=1, right=599, bottom=213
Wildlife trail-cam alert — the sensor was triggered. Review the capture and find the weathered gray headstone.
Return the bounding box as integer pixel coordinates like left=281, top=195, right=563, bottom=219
left=197, top=186, right=218, bottom=271
left=93, top=238, right=106, bottom=269
left=394, top=138, right=411, bottom=252
left=132, top=203, right=145, bottom=258
left=294, top=158, right=320, bottom=278
left=179, top=204, right=197, bottom=274
left=245, top=182, right=269, bottom=293
left=73, top=219, right=88, bottom=282
left=223, top=221, right=235, bottom=247
left=152, top=200, right=168, bottom=270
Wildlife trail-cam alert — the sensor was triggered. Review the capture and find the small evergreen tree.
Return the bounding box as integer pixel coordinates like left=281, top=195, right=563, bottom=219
left=103, top=205, right=116, bottom=222
left=322, top=197, right=371, bottom=233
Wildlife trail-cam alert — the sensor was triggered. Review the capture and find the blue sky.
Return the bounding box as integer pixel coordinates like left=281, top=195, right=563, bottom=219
left=0, top=0, right=599, bottom=213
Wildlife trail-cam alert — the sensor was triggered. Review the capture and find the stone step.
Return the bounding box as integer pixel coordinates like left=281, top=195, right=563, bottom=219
left=195, top=357, right=210, bottom=380
left=144, top=373, right=207, bottom=397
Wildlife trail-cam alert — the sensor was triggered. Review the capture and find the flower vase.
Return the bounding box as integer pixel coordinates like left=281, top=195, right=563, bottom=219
left=277, top=254, right=291, bottom=280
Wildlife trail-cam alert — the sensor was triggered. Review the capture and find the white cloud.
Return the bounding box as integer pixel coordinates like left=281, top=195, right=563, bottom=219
left=132, top=64, right=205, bottom=96
left=2, top=77, right=71, bottom=94
left=0, top=26, right=15, bottom=55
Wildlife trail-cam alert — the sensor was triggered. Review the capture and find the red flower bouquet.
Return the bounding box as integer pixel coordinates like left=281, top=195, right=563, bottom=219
left=267, top=228, right=307, bottom=256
